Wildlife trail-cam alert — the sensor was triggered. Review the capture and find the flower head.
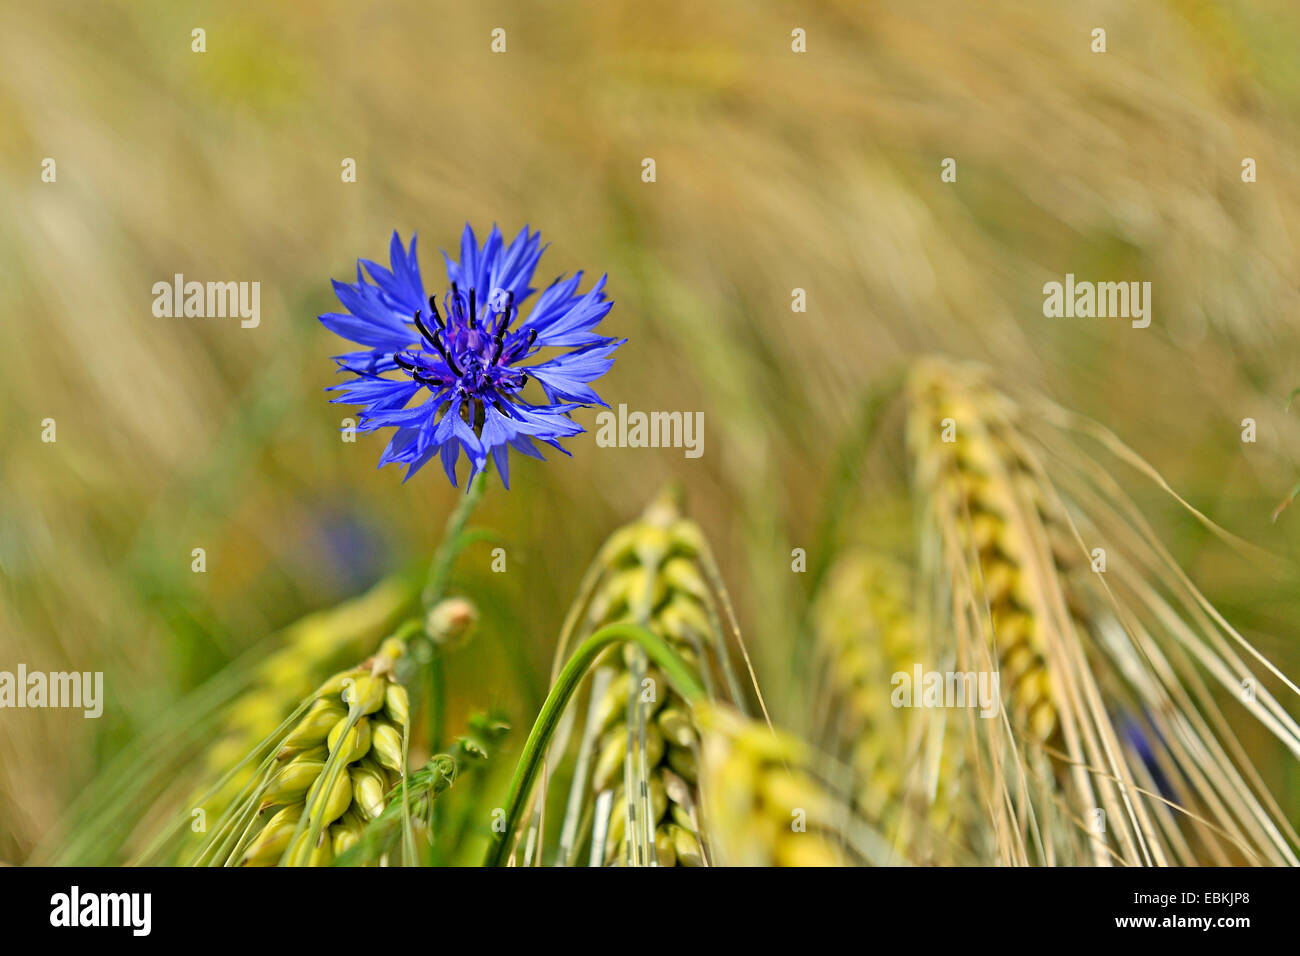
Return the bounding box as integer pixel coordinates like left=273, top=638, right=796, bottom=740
left=321, top=225, right=622, bottom=487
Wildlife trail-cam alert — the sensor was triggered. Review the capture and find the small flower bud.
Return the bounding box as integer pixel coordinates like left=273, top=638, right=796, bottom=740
left=425, top=597, right=478, bottom=648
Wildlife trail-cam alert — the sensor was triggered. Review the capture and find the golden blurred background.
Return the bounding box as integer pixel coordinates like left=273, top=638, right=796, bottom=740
left=2, top=0, right=1300, bottom=862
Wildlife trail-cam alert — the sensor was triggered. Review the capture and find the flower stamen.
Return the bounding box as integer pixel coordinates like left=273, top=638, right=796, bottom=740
left=412, top=310, right=462, bottom=376
left=427, top=296, right=446, bottom=331
left=392, top=352, right=444, bottom=388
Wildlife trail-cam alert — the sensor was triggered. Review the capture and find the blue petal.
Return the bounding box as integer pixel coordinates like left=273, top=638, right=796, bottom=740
left=523, top=340, right=624, bottom=405
left=457, top=224, right=479, bottom=292
left=527, top=276, right=613, bottom=347
left=438, top=438, right=460, bottom=486
left=473, top=225, right=504, bottom=298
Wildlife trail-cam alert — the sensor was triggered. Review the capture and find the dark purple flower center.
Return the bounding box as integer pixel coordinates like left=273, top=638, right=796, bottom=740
left=392, top=283, right=537, bottom=397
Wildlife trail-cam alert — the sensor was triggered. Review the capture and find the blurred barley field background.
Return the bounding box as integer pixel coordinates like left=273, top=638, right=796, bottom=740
left=2, top=0, right=1300, bottom=864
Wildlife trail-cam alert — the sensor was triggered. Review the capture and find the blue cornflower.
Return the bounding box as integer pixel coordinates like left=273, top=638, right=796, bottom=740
left=320, top=225, right=622, bottom=487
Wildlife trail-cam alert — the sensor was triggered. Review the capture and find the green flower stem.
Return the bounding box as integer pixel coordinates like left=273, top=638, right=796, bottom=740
left=420, top=467, right=488, bottom=754
left=389, top=618, right=425, bottom=646
left=426, top=650, right=446, bottom=756
left=422, top=469, right=488, bottom=610
left=483, top=622, right=705, bottom=867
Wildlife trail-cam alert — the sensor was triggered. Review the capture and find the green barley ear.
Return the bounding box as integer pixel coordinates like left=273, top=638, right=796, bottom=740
left=185, top=632, right=418, bottom=866
left=519, top=488, right=765, bottom=866
left=695, top=702, right=864, bottom=866
left=331, top=755, right=457, bottom=867
left=905, top=356, right=1300, bottom=866
left=168, top=577, right=417, bottom=863
left=44, top=574, right=416, bottom=866
left=811, top=552, right=975, bottom=864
